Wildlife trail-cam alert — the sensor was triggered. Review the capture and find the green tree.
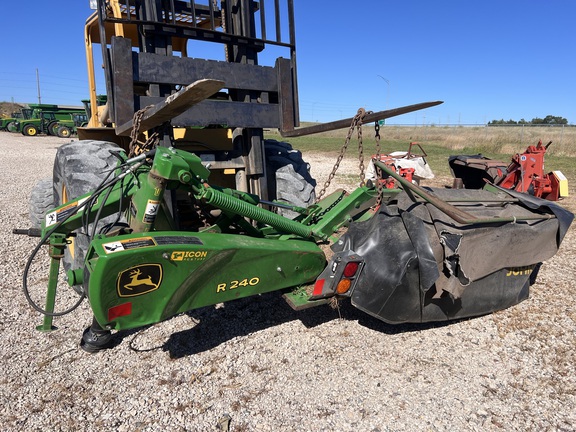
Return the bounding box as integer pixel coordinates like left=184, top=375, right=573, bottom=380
left=530, top=116, right=568, bottom=125
left=543, top=115, right=568, bottom=125
left=489, top=116, right=569, bottom=125
left=488, top=118, right=519, bottom=125
left=488, top=119, right=509, bottom=125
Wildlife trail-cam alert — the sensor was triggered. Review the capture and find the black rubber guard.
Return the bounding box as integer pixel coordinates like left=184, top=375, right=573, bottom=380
left=333, top=189, right=573, bottom=324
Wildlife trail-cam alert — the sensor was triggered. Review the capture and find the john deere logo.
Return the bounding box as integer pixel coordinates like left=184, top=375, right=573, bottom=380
left=117, top=264, right=163, bottom=297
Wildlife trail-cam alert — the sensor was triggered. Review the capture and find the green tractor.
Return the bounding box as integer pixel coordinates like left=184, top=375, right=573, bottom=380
left=16, top=110, right=54, bottom=136
left=0, top=111, right=24, bottom=131
left=16, top=105, right=85, bottom=136
left=54, top=112, right=89, bottom=138
left=2, top=108, right=34, bottom=132
left=16, top=111, right=56, bottom=136
left=18, top=0, right=573, bottom=353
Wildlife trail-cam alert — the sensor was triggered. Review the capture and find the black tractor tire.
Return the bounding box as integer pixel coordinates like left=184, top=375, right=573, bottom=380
left=57, top=125, right=72, bottom=138
left=47, top=121, right=59, bottom=136
left=264, top=140, right=316, bottom=218
left=53, top=140, right=126, bottom=273
left=22, top=124, right=39, bottom=136
left=29, top=178, right=54, bottom=229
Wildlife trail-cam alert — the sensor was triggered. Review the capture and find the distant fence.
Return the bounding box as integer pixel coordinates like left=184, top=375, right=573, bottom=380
left=385, top=123, right=573, bottom=127
left=378, top=124, right=575, bottom=155
left=485, top=124, right=572, bottom=147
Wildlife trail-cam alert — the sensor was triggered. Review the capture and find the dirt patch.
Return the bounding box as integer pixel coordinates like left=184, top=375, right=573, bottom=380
left=0, top=101, right=25, bottom=118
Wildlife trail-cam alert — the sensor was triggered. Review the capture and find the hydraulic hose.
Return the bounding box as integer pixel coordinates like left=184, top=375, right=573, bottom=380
left=22, top=150, right=154, bottom=317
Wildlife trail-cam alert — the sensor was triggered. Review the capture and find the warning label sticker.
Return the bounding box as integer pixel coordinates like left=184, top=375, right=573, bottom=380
left=45, top=197, right=90, bottom=227
left=103, top=237, right=157, bottom=254
left=143, top=200, right=160, bottom=224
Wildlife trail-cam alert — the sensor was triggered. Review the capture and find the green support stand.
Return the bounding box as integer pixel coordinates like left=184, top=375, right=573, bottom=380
left=36, top=234, right=66, bottom=332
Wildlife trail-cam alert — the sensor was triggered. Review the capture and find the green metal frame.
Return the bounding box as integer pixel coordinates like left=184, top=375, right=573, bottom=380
left=41, top=147, right=397, bottom=331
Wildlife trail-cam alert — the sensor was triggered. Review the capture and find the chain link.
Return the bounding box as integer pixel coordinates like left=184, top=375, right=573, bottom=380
left=219, top=0, right=229, bottom=62
left=316, top=108, right=367, bottom=202
left=373, top=121, right=385, bottom=209
left=128, top=105, right=158, bottom=158
left=315, top=109, right=389, bottom=211
left=357, top=115, right=365, bottom=187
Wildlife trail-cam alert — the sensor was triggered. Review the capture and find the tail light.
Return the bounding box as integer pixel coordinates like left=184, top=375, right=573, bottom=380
left=311, top=251, right=363, bottom=299
left=336, top=279, right=352, bottom=294
left=343, top=262, right=359, bottom=278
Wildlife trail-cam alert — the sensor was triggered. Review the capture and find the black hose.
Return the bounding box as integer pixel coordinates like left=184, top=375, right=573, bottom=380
left=22, top=218, right=86, bottom=317
left=23, top=149, right=154, bottom=317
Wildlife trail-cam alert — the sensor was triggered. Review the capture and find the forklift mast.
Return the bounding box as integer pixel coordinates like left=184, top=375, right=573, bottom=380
left=84, top=0, right=299, bottom=197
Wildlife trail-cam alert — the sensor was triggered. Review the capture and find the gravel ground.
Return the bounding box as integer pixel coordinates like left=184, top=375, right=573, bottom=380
left=0, top=133, right=575, bottom=431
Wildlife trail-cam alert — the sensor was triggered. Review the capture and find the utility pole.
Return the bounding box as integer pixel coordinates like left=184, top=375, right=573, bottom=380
left=36, top=68, right=42, bottom=104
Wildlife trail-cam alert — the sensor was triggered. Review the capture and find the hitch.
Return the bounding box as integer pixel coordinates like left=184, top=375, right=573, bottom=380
left=13, top=228, right=42, bottom=237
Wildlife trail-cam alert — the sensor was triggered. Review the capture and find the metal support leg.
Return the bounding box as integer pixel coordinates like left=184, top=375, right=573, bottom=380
left=36, top=234, right=66, bottom=332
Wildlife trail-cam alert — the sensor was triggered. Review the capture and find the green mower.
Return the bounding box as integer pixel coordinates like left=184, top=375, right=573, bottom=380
left=18, top=115, right=573, bottom=352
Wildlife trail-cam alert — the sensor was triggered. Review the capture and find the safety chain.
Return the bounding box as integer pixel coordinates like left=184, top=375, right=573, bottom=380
left=128, top=105, right=159, bottom=158
left=373, top=121, right=385, bottom=209
left=357, top=112, right=366, bottom=187
left=316, top=108, right=367, bottom=202
left=312, top=190, right=346, bottom=221
left=219, top=0, right=229, bottom=62
left=374, top=121, right=381, bottom=160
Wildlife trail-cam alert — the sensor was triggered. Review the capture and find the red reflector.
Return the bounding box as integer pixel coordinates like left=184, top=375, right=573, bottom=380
left=312, top=279, right=325, bottom=296
left=343, top=262, right=359, bottom=278
left=108, top=302, right=132, bottom=321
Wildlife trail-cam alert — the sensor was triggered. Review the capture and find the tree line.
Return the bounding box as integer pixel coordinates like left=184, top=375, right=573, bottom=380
left=488, top=115, right=568, bottom=125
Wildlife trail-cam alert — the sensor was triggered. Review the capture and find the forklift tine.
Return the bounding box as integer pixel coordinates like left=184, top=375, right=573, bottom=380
left=115, top=79, right=225, bottom=136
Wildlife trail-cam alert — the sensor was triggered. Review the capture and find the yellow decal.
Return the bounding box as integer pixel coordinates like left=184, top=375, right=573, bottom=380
left=117, top=264, right=163, bottom=297
left=216, top=277, right=260, bottom=293
left=506, top=266, right=534, bottom=277
left=170, top=251, right=208, bottom=261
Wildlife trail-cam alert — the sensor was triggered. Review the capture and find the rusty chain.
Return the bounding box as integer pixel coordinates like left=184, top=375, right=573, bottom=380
left=315, top=108, right=367, bottom=202
left=316, top=108, right=388, bottom=210
left=219, top=1, right=229, bottom=62
left=357, top=113, right=366, bottom=187
left=128, top=105, right=159, bottom=158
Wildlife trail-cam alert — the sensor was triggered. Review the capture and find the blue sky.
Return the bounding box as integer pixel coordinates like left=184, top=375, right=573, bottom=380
left=1, top=1, right=574, bottom=125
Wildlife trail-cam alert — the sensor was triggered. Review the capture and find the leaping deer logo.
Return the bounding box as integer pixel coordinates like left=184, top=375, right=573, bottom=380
left=117, top=264, right=163, bottom=297
left=124, top=268, right=159, bottom=290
